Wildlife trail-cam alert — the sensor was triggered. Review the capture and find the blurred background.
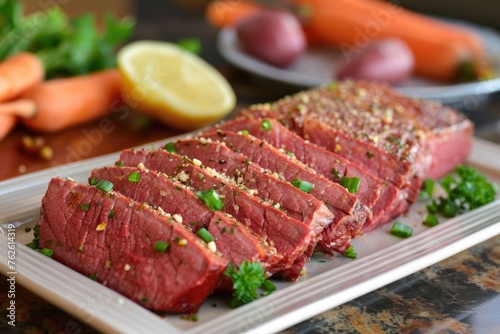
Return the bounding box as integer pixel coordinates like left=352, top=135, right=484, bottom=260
left=0, top=0, right=495, bottom=179
left=23, top=0, right=500, bottom=31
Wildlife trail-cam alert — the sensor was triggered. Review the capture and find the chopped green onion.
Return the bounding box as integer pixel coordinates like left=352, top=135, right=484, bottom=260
left=261, top=119, right=272, bottom=131
left=115, top=161, right=124, bottom=167
left=419, top=179, right=435, bottom=199
left=41, top=248, right=54, bottom=258
left=153, top=240, right=170, bottom=253
left=96, top=180, right=113, bottom=193
left=343, top=245, right=357, bottom=259
left=165, top=142, right=176, bottom=153
left=240, top=129, right=249, bottom=135
left=89, top=177, right=98, bottom=186
left=197, top=227, right=214, bottom=243
left=290, top=178, right=314, bottom=193
left=427, top=166, right=496, bottom=218
left=423, top=214, right=439, bottom=227
left=80, top=203, right=90, bottom=211
left=340, top=177, right=360, bottom=194
left=331, top=168, right=341, bottom=179
left=426, top=203, right=437, bottom=214
left=25, top=241, right=37, bottom=249
left=108, top=210, right=115, bottom=218
left=442, top=202, right=458, bottom=217
left=128, top=171, right=141, bottom=183
left=390, top=222, right=413, bottom=238
left=196, top=190, right=224, bottom=211
left=25, top=225, right=40, bottom=250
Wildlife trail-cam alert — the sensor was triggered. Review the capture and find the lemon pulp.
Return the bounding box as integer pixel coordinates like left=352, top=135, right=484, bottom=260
left=118, top=40, right=236, bottom=130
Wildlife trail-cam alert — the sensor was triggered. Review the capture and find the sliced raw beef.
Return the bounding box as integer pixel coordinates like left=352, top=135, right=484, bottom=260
left=199, top=129, right=370, bottom=253
left=37, top=177, right=228, bottom=313
left=218, top=118, right=402, bottom=231
left=119, top=149, right=311, bottom=280
left=171, top=138, right=334, bottom=254
left=90, top=166, right=283, bottom=277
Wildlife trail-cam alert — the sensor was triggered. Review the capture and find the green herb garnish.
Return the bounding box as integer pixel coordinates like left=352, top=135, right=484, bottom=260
left=343, top=245, right=357, bottom=259
left=428, top=165, right=497, bottom=217
left=290, top=178, right=314, bottom=194
left=80, top=203, right=90, bottom=211
left=153, top=240, right=170, bottom=253
left=0, top=0, right=134, bottom=78
left=128, top=171, right=141, bottom=183
left=196, top=190, right=224, bottom=211
left=419, top=179, right=435, bottom=199
left=41, top=248, right=54, bottom=258
left=423, top=214, right=439, bottom=227
left=331, top=168, right=341, bottom=179
left=390, top=222, right=413, bottom=238
left=340, top=177, right=360, bottom=194
left=165, top=142, right=176, bottom=153
left=261, top=279, right=277, bottom=296
left=95, top=180, right=113, bottom=193
left=89, top=177, right=98, bottom=186
left=224, top=261, right=269, bottom=307
left=261, top=119, right=272, bottom=131
left=177, top=38, right=201, bottom=54
left=197, top=227, right=214, bottom=243
left=25, top=225, right=40, bottom=249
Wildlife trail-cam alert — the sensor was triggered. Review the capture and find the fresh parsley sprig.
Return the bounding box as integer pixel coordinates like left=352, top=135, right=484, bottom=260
left=0, top=0, right=134, bottom=78
left=224, top=261, right=276, bottom=307
left=422, top=165, right=497, bottom=225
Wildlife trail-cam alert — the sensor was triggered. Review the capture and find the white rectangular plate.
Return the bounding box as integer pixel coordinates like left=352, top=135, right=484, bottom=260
left=1, top=137, right=500, bottom=334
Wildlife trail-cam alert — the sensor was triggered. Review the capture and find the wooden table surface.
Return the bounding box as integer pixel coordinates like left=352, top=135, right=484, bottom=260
left=1, top=1, right=500, bottom=333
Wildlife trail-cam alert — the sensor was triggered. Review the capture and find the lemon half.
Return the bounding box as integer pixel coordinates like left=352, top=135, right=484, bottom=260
left=117, top=40, right=236, bottom=130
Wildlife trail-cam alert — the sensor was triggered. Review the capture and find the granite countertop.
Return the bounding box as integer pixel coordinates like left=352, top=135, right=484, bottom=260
left=1, top=235, right=498, bottom=333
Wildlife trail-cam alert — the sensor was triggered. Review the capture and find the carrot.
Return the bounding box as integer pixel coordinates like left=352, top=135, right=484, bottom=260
left=0, top=114, right=16, bottom=141
left=205, top=0, right=261, bottom=28
left=0, top=52, right=45, bottom=102
left=0, top=69, right=121, bottom=133
left=294, top=0, right=486, bottom=81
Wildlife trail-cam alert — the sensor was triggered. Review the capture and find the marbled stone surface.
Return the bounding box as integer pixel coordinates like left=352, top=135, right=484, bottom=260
left=1, top=235, right=498, bottom=333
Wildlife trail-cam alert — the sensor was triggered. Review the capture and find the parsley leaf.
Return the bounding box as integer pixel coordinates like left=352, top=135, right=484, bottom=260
left=0, top=0, right=134, bottom=78
left=428, top=165, right=496, bottom=217
left=224, top=261, right=274, bottom=307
